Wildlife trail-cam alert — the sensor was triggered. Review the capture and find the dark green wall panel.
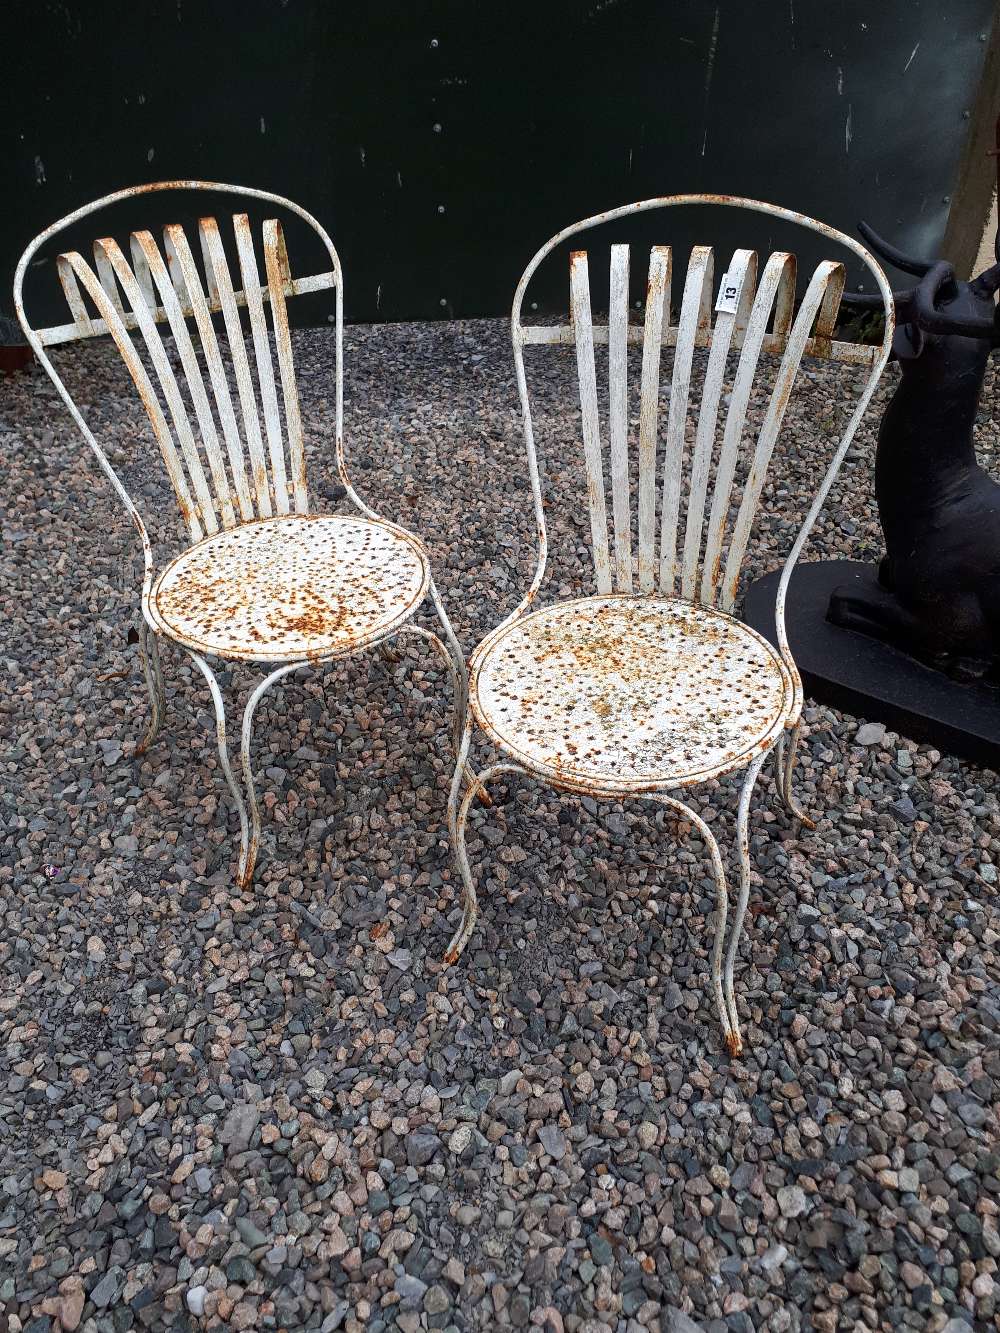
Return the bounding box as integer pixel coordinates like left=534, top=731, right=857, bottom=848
left=4, top=0, right=994, bottom=325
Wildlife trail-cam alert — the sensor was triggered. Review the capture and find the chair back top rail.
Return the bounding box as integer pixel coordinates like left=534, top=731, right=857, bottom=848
left=13, top=181, right=363, bottom=556
left=507, top=195, right=894, bottom=665
left=34, top=268, right=336, bottom=347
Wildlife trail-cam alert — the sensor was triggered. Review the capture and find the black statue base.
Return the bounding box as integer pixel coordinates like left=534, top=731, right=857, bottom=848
left=743, top=560, right=1000, bottom=769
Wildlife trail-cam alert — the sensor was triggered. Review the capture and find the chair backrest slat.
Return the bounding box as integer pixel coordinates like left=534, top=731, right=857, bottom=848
left=56, top=258, right=96, bottom=337
left=636, top=245, right=671, bottom=593
left=163, top=224, right=255, bottom=523
left=680, top=247, right=756, bottom=601
left=263, top=219, right=308, bottom=514
left=59, top=248, right=208, bottom=539
left=607, top=244, right=633, bottom=592
left=233, top=213, right=290, bottom=517
left=197, top=216, right=274, bottom=518
left=570, top=250, right=613, bottom=594
left=659, top=245, right=713, bottom=595
left=132, top=229, right=238, bottom=529
left=699, top=251, right=796, bottom=606
left=97, top=238, right=222, bottom=536
left=91, top=244, right=127, bottom=317
left=720, top=259, right=846, bottom=608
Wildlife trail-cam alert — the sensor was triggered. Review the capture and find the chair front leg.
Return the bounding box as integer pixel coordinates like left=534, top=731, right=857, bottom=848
left=642, top=791, right=737, bottom=1056
left=135, top=621, right=166, bottom=756
left=239, top=662, right=302, bottom=888
left=391, top=619, right=487, bottom=803
left=721, top=748, right=770, bottom=1055
left=187, top=651, right=250, bottom=876
left=443, top=750, right=524, bottom=965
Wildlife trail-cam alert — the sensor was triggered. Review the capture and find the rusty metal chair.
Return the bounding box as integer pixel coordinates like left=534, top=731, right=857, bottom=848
left=15, top=181, right=477, bottom=886
left=444, top=196, right=893, bottom=1055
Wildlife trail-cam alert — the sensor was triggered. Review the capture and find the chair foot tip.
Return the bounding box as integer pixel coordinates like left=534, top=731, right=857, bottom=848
left=726, top=1033, right=743, bottom=1057
left=442, top=946, right=460, bottom=966
left=477, top=790, right=493, bottom=808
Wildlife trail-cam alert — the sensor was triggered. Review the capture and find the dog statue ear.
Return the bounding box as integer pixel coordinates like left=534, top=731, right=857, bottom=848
left=892, top=321, right=924, bottom=361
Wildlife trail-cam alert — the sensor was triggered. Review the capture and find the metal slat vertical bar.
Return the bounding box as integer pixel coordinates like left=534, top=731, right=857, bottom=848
left=55, top=259, right=95, bottom=337
left=700, top=252, right=794, bottom=608
left=721, top=261, right=846, bottom=608
left=570, top=251, right=613, bottom=595
left=96, top=238, right=219, bottom=536
left=132, top=230, right=236, bottom=529
left=60, top=249, right=205, bottom=541
left=128, top=235, right=159, bottom=312
left=659, top=246, right=714, bottom=595
left=637, top=246, right=671, bottom=594
left=199, top=217, right=274, bottom=518
left=164, top=224, right=256, bottom=523
left=91, top=243, right=125, bottom=318
left=233, top=213, right=289, bottom=515
left=607, top=244, right=633, bottom=592
left=681, top=248, right=756, bottom=601
left=263, top=219, right=308, bottom=515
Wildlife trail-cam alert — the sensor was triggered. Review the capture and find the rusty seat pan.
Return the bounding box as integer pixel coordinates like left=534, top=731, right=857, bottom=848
left=147, top=513, right=430, bottom=663
left=470, top=595, right=794, bottom=795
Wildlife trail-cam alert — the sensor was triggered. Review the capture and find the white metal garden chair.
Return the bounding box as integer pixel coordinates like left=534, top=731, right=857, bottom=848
left=15, top=180, right=478, bottom=887
left=444, top=196, right=893, bottom=1055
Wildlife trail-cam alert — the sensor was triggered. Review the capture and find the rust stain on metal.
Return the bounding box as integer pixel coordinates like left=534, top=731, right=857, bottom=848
left=470, top=595, right=791, bottom=796
left=149, top=513, right=431, bottom=664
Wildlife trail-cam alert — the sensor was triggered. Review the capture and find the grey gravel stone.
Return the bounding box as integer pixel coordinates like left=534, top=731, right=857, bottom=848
left=855, top=721, right=886, bottom=746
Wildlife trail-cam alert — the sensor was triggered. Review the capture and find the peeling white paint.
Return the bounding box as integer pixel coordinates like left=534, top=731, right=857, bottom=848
left=904, top=43, right=919, bottom=72
left=34, top=155, right=46, bottom=185
left=148, top=148, right=155, bottom=162
left=837, top=66, right=843, bottom=95
left=260, top=116, right=266, bottom=134
left=845, top=105, right=853, bottom=154
left=359, top=146, right=366, bottom=167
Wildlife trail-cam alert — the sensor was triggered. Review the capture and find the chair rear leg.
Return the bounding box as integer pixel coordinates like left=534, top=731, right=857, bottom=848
left=777, top=720, right=816, bottom=830
left=187, top=651, right=250, bottom=878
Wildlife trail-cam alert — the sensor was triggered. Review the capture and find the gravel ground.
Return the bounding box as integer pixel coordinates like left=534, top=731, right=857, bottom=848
left=1, top=319, right=999, bottom=1333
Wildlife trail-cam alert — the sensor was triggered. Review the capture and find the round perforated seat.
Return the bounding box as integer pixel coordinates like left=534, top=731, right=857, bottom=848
left=470, top=595, right=794, bottom=794
left=148, top=513, right=430, bottom=662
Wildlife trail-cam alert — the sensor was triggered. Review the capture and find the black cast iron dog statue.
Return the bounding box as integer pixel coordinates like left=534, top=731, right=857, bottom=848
left=826, top=219, right=1000, bottom=681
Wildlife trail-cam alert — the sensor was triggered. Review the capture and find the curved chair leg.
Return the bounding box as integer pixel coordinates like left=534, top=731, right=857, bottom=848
left=641, top=791, right=738, bottom=1056
left=776, top=720, right=816, bottom=830
left=239, top=662, right=302, bottom=888
left=135, top=621, right=166, bottom=756
left=187, top=652, right=250, bottom=874
left=721, top=749, right=770, bottom=1056
left=426, top=578, right=490, bottom=805
left=443, top=745, right=526, bottom=965
left=392, top=622, right=487, bottom=802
